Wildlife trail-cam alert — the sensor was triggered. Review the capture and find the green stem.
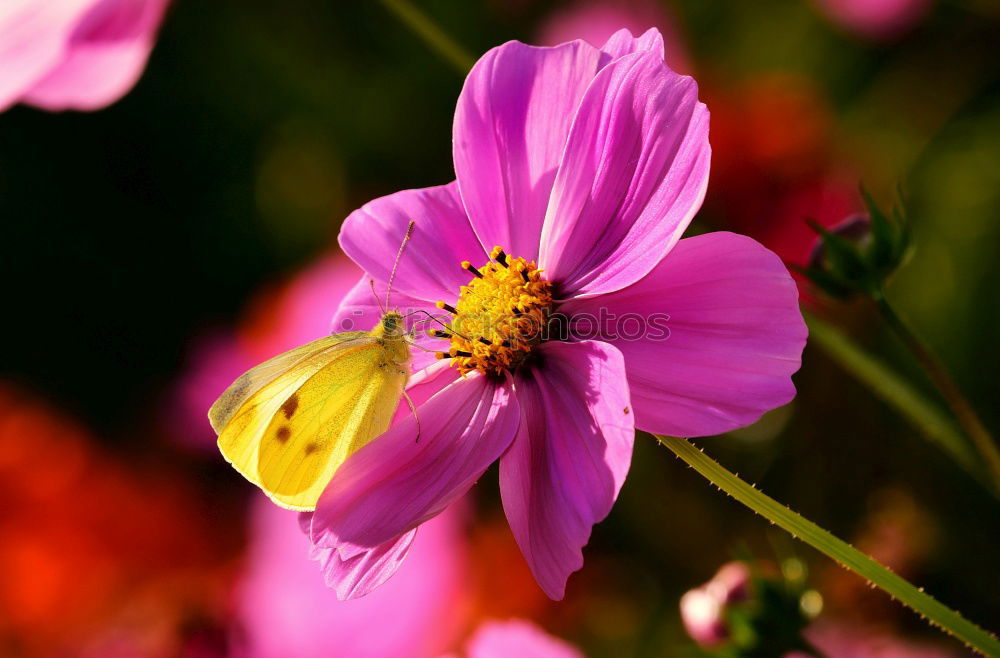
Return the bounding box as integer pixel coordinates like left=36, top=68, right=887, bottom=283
left=871, top=292, right=1000, bottom=492
left=802, top=310, right=990, bottom=492
left=378, top=0, right=475, bottom=74
left=655, top=434, right=1000, bottom=656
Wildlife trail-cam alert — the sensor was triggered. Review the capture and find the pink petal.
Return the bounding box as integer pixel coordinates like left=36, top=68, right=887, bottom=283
left=0, top=0, right=95, bottom=111
left=308, top=529, right=416, bottom=600
left=338, top=182, right=486, bottom=303
left=331, top=275, right=448, bottom=372
left=539, top=50, right=710, bottom=298
left=562, top=232, right=807, bottom=437
left=599, top=27, right=665, bottom=63
left=23, top=0, right=170, bottom=111
left=391, top=359, right=461, bottom=425
left=501, top=340, right=633, bottom=600
left=311, top=373, right=518, bottom=550
left=453, top=39, right=604, bottom=260
left=466, top=619, right=583, bottom=658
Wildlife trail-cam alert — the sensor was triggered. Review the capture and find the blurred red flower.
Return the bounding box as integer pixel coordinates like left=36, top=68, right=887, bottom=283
left=707, top=73, right=860, bottom=270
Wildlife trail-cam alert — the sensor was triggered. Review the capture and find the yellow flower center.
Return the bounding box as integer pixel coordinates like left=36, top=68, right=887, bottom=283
left=434, top=247, right=554, bottom=376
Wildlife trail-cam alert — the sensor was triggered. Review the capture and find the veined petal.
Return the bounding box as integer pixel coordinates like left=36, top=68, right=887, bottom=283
left=539, top=51, right=710, bottom=298
left=338, top=182, right=486, bottom=303
left=501, top=340, right=633, bottom=600
left=312, top=373, right=518, bottom=549
left=308, top=530, right=416, bottom=601
left=331, top=275, right=447, bottom=373
left=22, top=0, right=170, bottom=111
left=562, top=232, right=807, bottom=437
left=453, top=39, right=604, bottom=260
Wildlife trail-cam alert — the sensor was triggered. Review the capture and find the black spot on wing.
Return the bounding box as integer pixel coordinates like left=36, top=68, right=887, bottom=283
left=276, top=426, right=291, bottom=442
left=304, top=442, right=320, bottom=456
left=280, top=394, right=299, bottom=419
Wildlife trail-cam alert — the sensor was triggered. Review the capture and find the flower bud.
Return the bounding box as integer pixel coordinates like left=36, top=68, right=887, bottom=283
left=680, top=559, right=814, bottom=654
left=798, top=188, right=910, bottom=300
left=680, top=561, right=752, bottom=647
left=680, top=587, right=728, bottom=647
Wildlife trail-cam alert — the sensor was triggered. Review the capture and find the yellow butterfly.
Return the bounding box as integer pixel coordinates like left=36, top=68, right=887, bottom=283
left=209, top=223, right=418, bottom=512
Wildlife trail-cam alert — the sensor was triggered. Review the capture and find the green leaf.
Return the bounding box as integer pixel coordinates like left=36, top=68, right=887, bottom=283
left=862, top=187, right=896, bottom=272
left=655, top=435, right=1000, bottom=656
left=806, top=218, right=869, bottom=285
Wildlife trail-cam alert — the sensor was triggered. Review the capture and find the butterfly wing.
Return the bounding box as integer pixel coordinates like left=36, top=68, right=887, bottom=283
left=214, top=333, right=409, bottom=511
left=209, top=331, right=367, bottom=433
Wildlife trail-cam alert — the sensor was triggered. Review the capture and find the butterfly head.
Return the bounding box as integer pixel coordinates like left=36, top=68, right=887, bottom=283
left=379, top=311, right=407, bottom=339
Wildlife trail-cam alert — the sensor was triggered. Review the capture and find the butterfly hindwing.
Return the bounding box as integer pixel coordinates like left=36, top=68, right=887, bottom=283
left=256, top=341, right=408, bottom=510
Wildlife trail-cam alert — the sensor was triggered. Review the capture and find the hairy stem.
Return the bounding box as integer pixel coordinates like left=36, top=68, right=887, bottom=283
left=871, top=292, right=1000, bottom=492
left=802, top=310, right=992, bottom=494
left=655, top=434, right=1000, bottom=656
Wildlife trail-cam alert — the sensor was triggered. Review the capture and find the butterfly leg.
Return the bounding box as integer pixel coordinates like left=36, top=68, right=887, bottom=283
left=400, top=388, right=421, bottom=443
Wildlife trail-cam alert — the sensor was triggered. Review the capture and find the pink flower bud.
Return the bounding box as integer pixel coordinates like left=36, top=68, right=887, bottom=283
left=680, top=587, right=728, bottom=647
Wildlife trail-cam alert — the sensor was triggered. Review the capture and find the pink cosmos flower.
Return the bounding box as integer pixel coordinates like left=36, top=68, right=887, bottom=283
left=456, top=619, right=582, bottom=658
left=812, top=0, right=932, bottom=40
left=306, top=28, right=807, bottom=600
left=234, top=498, right=468, bottom=658
left=0, top=0, right=170, bottom=112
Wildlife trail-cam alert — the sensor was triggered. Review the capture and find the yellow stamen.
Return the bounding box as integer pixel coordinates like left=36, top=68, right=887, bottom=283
left=438, top=250, right=554, bottom=376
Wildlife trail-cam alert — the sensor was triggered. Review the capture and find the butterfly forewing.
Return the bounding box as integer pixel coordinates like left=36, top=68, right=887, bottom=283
left=209, top=331, right=367, bottom=433
left=215, top=332, right=409, bottom=511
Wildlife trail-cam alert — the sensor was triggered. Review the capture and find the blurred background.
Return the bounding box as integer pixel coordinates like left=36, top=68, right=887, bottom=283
left=0, top=0, right=998, bottom=656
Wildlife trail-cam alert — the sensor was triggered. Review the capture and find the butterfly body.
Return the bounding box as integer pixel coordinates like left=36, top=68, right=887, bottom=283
left=210, top=311, right=411, bottom=512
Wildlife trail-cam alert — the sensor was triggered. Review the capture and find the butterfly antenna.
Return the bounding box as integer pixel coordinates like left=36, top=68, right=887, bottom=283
left=386, top=221, right=416, bottom=310
left=402, top=309, right=472, bottom=341
left=369, top=279, right=386, bottom=314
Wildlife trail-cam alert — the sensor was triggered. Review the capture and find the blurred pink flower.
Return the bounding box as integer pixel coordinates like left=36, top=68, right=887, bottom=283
left=308, top=28, right=805, bottom=602
left=458, top=619, right=582, bottom=658
left=238, top=251, right=366, bottom=361
left=168, top=329, right=248, bottom=452
left=235, top=497, right=469, bottom=658
left=679, top=587, right=728, bottom=647
left=165, top=251, right=361, bottom=451
left=813, top=0, right=932, bottom=40
left=537, top=0, right=691, bottom=73
left=0, top=0, right=171, bottom=112
left=680, top=561, right=752, bottom=647
left=799, top=621, right=958, bottom=657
